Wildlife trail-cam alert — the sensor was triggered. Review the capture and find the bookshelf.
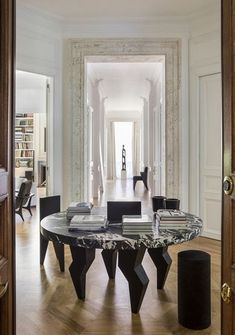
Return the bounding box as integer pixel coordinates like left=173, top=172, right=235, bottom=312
left=15, top=113, right=34, bottom=179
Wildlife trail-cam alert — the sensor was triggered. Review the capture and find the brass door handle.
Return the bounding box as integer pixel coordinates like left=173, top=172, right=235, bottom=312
left=0, top=282, right=8, bottom=299
left=221, top=283, right=232, bottom=304
left=223, top=176, right=234, bottom=195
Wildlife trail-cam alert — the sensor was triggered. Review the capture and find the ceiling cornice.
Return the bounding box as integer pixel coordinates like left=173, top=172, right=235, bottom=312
left=17, top=3, right=220, bottom=39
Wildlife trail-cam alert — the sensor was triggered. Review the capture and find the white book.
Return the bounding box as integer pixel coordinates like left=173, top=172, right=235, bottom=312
left=71, top=215, right=106, bottom=225
left=68, top=202, right=93, bottom=210
left=156, top=210, right=186, bottom=220
left=159, top=223, right=190, bottom=229
left=122, top=215, right=153, bottom=224
left=158, top=220, right=187, bottom=224
left=69, top=225, right=106, bottom=231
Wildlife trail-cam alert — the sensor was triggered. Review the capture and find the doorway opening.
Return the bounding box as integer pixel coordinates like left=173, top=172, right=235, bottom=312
left=86, top=56, right=166, bottom=202
left=114, top=121, right=133, bottom=178
left=15, top=70, right=52, bottom=220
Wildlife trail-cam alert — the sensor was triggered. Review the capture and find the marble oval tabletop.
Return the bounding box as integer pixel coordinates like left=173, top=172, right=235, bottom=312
left=41, top=208, right=203, bottom=250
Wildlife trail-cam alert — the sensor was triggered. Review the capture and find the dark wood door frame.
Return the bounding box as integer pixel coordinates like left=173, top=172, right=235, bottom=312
left=0, top=0, right=234, bottom=334
left=0, top=0, right=15, bottom=335
left=221, top=0, right=235, bottom=334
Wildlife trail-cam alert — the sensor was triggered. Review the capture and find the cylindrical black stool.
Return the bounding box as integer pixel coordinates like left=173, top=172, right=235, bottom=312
left=178, top=250, right=211, bottom=330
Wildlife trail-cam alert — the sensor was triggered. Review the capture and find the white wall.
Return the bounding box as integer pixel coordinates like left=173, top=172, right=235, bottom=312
left=16, top=6, right=63, bottom=201
left=188, top=4, right=221, bottom=239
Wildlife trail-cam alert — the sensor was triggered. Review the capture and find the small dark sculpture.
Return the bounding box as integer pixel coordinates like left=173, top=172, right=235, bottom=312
left=122, top=145, right=126, bottom=171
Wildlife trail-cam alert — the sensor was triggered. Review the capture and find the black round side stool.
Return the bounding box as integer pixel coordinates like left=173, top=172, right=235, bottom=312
left=178, top=250, right=211, bottom=330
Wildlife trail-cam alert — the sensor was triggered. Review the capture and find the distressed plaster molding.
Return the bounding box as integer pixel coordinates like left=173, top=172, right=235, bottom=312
left=66, top=38, right=181, bottom=201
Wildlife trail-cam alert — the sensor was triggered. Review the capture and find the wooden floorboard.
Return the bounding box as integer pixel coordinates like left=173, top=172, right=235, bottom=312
left=16, top=180, right=221, bottom=334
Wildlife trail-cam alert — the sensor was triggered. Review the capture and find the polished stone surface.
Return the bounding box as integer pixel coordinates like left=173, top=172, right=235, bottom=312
left=41, top=208, right=203, bottom=250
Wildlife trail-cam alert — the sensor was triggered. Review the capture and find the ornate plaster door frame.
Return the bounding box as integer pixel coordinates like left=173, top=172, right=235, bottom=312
left=66, top=38, right=181, bottom=201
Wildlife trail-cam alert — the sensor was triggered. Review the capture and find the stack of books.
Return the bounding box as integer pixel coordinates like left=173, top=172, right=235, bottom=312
left=66, top=202, right=93, bottom=220
left=122, top=215, right=153, bottom=235
left=156, top=210, right=188, bottom=228
left=68, top=215, right=107, bottom=231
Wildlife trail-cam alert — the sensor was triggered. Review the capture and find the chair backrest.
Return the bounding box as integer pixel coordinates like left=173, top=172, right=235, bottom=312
left=40, top=195, right=61, bottom=221
left=16, top=180, right=32, bottom=208
left=143, top=166, right=148, bottom=176
left=140, top=167, right=148, bottom=181
left=107, top=201, right=141, bottom=224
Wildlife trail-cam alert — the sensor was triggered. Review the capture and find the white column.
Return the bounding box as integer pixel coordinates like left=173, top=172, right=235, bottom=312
left=99, top=97, right=108, bottom=187
left=147, top=79, right=157, bottom=193
left=141, top=97, right=149, bottom=169
left=154, top=79, right=162, bottom=195
left=92, top=79, right=102, bottom=198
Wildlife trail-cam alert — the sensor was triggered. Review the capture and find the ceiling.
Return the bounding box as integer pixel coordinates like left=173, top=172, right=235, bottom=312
left=17, top=0, right=216, bottom=20
left=87, top=60, right=163, bottom=113
left=16, top=1, right=218, bottom=116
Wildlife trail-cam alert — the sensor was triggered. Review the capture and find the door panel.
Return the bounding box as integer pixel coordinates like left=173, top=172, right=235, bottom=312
left=0, top=0, right=15, bottom=334
left=199, top=73, right=222, bottom=240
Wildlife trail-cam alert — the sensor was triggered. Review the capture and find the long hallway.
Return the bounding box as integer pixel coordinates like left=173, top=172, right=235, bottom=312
left=94, top=178, right=151, bottom=208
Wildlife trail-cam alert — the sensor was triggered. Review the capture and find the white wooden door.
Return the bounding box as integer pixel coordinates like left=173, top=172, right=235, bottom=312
left=199, top=73, right=222, bottom=240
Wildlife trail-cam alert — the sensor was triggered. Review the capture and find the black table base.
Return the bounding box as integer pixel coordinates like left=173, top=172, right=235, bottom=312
left=69, top=246, right=95, bottom=300
left=118, top=247, right=149, bottom=313
left=101, top=249, right=118, bottom=279
left=40, top=235, right=65, bottom=272
left=148, top=246, right=172, bottom=289
left=68, top=246, right=172, bottom=313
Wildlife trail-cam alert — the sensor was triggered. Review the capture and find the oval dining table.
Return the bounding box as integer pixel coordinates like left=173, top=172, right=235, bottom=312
left=40, top=210, right=203, bottom=313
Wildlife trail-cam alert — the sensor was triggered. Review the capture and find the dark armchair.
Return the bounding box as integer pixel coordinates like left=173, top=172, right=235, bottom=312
left=133, top=167, right=148, bottom=191
left=15, top=180, right=34, bottom=221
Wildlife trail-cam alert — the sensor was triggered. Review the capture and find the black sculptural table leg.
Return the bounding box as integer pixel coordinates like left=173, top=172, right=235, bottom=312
left=69, top=246, right=95, bottom=300
left=118, top=247, right=149, bottom=313
left=101, top=249, right=118, bottom=279
left=148, top=246, right=172, bottom=289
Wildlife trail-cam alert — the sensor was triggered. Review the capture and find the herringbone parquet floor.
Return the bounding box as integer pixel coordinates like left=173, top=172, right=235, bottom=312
left=16, top=180, right=221, bottom=335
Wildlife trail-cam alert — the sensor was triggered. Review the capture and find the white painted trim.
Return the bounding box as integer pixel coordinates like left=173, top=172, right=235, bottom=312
left=66, top=38, right=181, bottom=202
left=201, top=230, right=221, bottom=241
left=179, top=36, right=189, bottom=211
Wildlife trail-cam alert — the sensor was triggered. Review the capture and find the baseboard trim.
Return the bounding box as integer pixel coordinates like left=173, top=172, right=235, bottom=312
left=201, top=230, right=221, bottom=241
